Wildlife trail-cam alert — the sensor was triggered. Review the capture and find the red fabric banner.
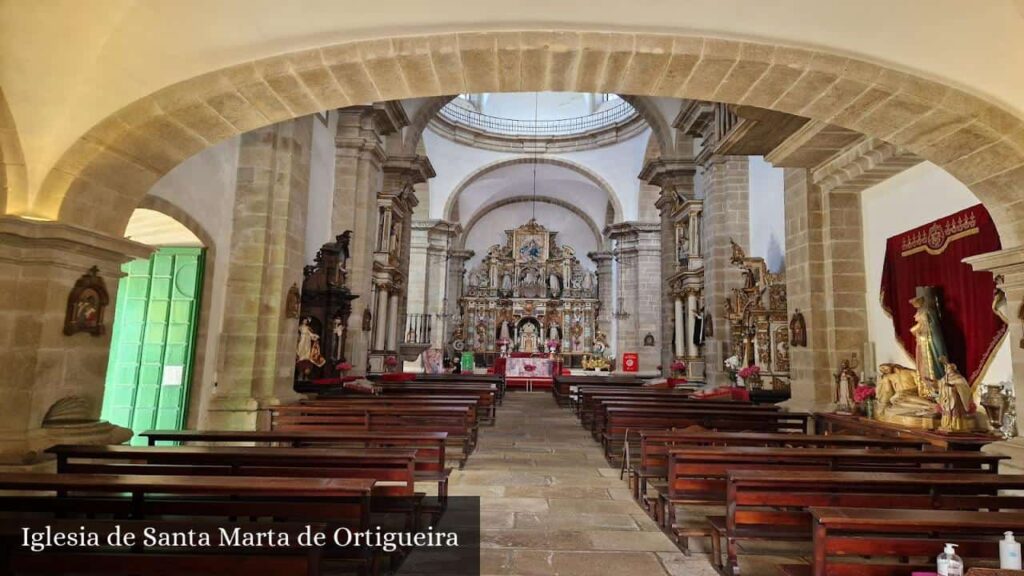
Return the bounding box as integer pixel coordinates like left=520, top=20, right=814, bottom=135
left=880, top=204, right=1005, bottom=385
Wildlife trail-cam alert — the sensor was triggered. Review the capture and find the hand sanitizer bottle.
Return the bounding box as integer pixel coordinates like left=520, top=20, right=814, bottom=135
left=1002, top=531, right=1022, bottom=569
left=938, top=542, right=963, bottom=576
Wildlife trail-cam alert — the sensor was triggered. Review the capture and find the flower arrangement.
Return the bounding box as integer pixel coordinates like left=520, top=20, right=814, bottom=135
left=546, top=339, right=560, bottom=350
left=737, top=365, right=761, bottom=380
left=384, top=355, right=399, bottom=368
left=336, top=361, right=353, bottom=374
left=671, top=360, right=687, bottom=373
left=724, top=355, right=742, bottom=384
left=853, top=384, right=876, bottom=404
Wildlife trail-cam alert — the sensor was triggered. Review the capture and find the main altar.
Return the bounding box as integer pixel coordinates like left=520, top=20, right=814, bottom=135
left=458, top=220, right=602, bottom=370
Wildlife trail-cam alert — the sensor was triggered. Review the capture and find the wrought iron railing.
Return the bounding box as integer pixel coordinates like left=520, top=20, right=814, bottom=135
left=403, top=313, right=434, bottom=345
left=437, top=99, right=638, bottom=137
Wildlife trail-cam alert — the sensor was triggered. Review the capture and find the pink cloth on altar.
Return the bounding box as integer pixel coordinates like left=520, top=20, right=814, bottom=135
left=506, top=357, right=555, bottom=378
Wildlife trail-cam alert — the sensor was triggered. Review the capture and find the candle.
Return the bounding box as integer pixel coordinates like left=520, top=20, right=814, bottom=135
left=863, top=341, right=877, bottom=378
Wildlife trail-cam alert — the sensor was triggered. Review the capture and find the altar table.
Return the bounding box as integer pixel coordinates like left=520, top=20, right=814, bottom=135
left=505, top=357, right=557, bottom=391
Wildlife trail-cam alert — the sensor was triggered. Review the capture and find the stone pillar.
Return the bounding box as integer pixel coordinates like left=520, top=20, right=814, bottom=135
left=588, top=250, right=614, bottom=346
left=608, top=222, right=662, bottom=374
left=386, top=292, right=400, bottom=350
left=211, top=117, right=313, bottom=430
left=674, top=297, right=685, bottom=357
left=781, top=168, right=835, bottom=411
left=701, top=156, right=750, bottom=385
left=333, top=104, right=406, bottom=372
left=965, top=246, right=1024, bottom=472
left=644, top=158, right=697, bottom=375
left=408, top=221, right=461, bottom=349
left=686, top=289, right=700, bottom=358
left=0, top=218, right=146, bottom=466
left=373, top=282, right=389, bottom=352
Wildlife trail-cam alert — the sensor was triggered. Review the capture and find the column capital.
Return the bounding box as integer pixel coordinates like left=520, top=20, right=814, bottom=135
left=448, top=249, right=475, bottom=263
left=639, top=157, right=697, bottom=189
left=587, top=250, right=615, bottom=264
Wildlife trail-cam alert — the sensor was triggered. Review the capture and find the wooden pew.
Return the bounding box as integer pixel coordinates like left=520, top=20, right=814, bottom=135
left=407, top=374, right=505, bottom=403
left=357, top=382, right=500, bottom=420
left=723, top=470, right=1024, bottom=575
left=0, top=473, right=375, bottom=576
left=552, top=374, right=645, bottom=408
left=577, top=387, right=697, bottom=418
left=590, top=399, right=776, bottom=440
left=779, top=507, right=1024, bottom=576
left=662, top=446, right=1005, bottom=535
left=271, top=405, right=477, bottom=466
left=602, top=407, right=810, bottom=460
left=301, top=396, right=490, bottom=426
left=139, top=429, right=452, bottom=506
left=632, top=431, right=926, bottom=503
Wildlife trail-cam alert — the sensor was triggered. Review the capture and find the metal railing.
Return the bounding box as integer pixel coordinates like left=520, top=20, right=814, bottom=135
left=403, top=313, right=434, bottom=345
left=436, top=99, right=638, bottom=137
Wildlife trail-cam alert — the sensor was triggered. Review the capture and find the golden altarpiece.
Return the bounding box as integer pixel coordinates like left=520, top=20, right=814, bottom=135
left=459, top=220, right=600, bottom=368
left=723, top=240, right=792, bottom=393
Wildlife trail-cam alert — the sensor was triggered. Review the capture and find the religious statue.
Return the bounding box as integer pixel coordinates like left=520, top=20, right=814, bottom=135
left=875, top=363, right=939, bottom=418
left=677, top=228, right=690, bottom=263
left=789, top=309, right=807, bottom=347
left=523, top=268, right=538, bottom=287
left=593, top=330, right=609, bottom=357
left=520, top=322, right=538, bottom=353
left=548, top=272, right=561, bottom=298
left=938, top=358, right=976, bottom=433
left=501, top=271, right=512, bottom=292
left=297, top=317, right=326, bottom=367
left=833, top=358, right=859, bottom=413
left=474, top=321, right=488, bottom=351
left=498, top=317, right=512, bottom=342
left=548, top=322, right=560, bottom=342
left=582, top=271, right=594, bottom=294
left=910, top=290, right=949, bottom=385
left=330, top=315, right=345, bottom=361
left=571, top=322, right=584, bottom=352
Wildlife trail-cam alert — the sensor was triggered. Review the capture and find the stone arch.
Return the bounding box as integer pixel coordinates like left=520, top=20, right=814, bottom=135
left=34, top=31, right=1024, bottom=245
left=0, top=87, right=28, bottom=216
left=442, top=156, right=625, bottom=224
left=620, top=95, right=675, bottom=156
left=457, top=195, right=605, bottom=251
left=132, top=195, right=216, bottom=430
left=404, top=95, right=457, bottom=153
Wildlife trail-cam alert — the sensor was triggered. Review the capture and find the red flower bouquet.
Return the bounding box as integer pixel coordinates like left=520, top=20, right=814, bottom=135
left=853, top=385, right=876, bottom=404
left=737, top=365, right=761, bottom=380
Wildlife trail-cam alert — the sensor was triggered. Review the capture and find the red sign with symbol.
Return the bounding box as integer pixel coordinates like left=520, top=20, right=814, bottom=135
left=622, top=353, right=638, bottom=372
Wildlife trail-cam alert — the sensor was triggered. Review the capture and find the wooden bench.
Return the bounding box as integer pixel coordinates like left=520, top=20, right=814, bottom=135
left=631, top=431, right=926, bottom=503
left=602, top=408, right=810, bottom=460
left=662, top=446, right=1005, bottom=535
left=778, top=507, right=1024, bottom=576
left=552, top=374, right=645, bottom=408
left=577, top=387, right=698, bottom=419
left=271, top=405, right=477, bottom=466
left=590, top=399, right=776, bottom=440
left=723, top=470, right=1024, bottom=575
left=360, top=382, right=500, bottom=419
left=301, top=396, right=491, bottom=426
left=0, top=473, right=375, bottom=576
left=139, top=429, right=452, bottom=503
left=414, top=373, right=505, bottom=401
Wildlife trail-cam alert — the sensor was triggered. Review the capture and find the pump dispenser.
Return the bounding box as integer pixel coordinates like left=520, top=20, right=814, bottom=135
left=1002, top=531, right=1022, bottom=569
left=937, top=543, right=963, bottom=576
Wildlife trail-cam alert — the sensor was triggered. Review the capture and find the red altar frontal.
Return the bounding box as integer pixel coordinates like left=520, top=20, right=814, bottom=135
left=495, top=354, right=561, bottom=391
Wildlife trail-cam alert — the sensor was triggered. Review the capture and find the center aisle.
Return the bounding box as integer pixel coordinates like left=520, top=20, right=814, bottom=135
left=447, top=391, right=717, bottom=576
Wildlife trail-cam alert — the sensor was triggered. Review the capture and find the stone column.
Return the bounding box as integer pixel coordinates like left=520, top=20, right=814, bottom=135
left=700, top=156, right=750, bottom=385
left=674, top=297, right=685, bottom=357
left=0, top=217, right=147, bottom=467
left=373, top=281, right=389, bottom=352
left=588, top=250, right=614, bottom=346
left=386, top=292, right=400, bottom=350
left=212, top=117, right=313, bottom=430
left=333, top=104, right=406, bottom=372
left=408, top=221, right=461, bottom=348
left=686, top=289, right=699, bottom=358
left=965, top=246, right=1024, bottom=472
left=644, top=158, right=697, bottom=375
left=608, top=222, right=662, bottom=374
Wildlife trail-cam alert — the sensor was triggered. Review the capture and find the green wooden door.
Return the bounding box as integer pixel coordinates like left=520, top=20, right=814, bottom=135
left=102, top=247, right=204, bottom=444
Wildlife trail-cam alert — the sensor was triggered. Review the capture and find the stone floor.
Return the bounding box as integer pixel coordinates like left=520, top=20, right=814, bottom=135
left=447, top=391, right=808, bottom=576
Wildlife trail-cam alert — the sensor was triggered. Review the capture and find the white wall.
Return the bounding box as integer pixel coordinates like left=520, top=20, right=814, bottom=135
left=422, top=126, right=649, bottom=222
left=861, top=161, right=1013, bottom=384
left=144, top=136, right=241, bottom=426
left=306, top=111, right=338, bottom=262
left=748, top=155, right=786, bottom=272
left=474, top=92, right=609, bottom=120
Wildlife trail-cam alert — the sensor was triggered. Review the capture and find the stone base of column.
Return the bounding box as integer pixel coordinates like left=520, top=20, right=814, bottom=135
left=203, top=394, right=261, bottom=431
left=981, top=438, right=1024, bottom=474
left=0, top=421, right=132, bottom=466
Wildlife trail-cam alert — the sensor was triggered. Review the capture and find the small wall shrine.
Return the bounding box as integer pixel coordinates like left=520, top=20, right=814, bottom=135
left=459, top=220, right=600, bottom=368
left=722, top=240, right=791, bottom=392
left=294, top=232, right=360, bottom=387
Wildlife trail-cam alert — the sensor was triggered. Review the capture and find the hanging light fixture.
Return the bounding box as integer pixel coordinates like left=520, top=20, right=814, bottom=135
left=531, top=91, right=539, bottom=221
left=613, top=252, right=629, bottom=320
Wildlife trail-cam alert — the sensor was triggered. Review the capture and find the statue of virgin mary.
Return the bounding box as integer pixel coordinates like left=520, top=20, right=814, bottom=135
left=909, top=290, right=949, bottom=385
